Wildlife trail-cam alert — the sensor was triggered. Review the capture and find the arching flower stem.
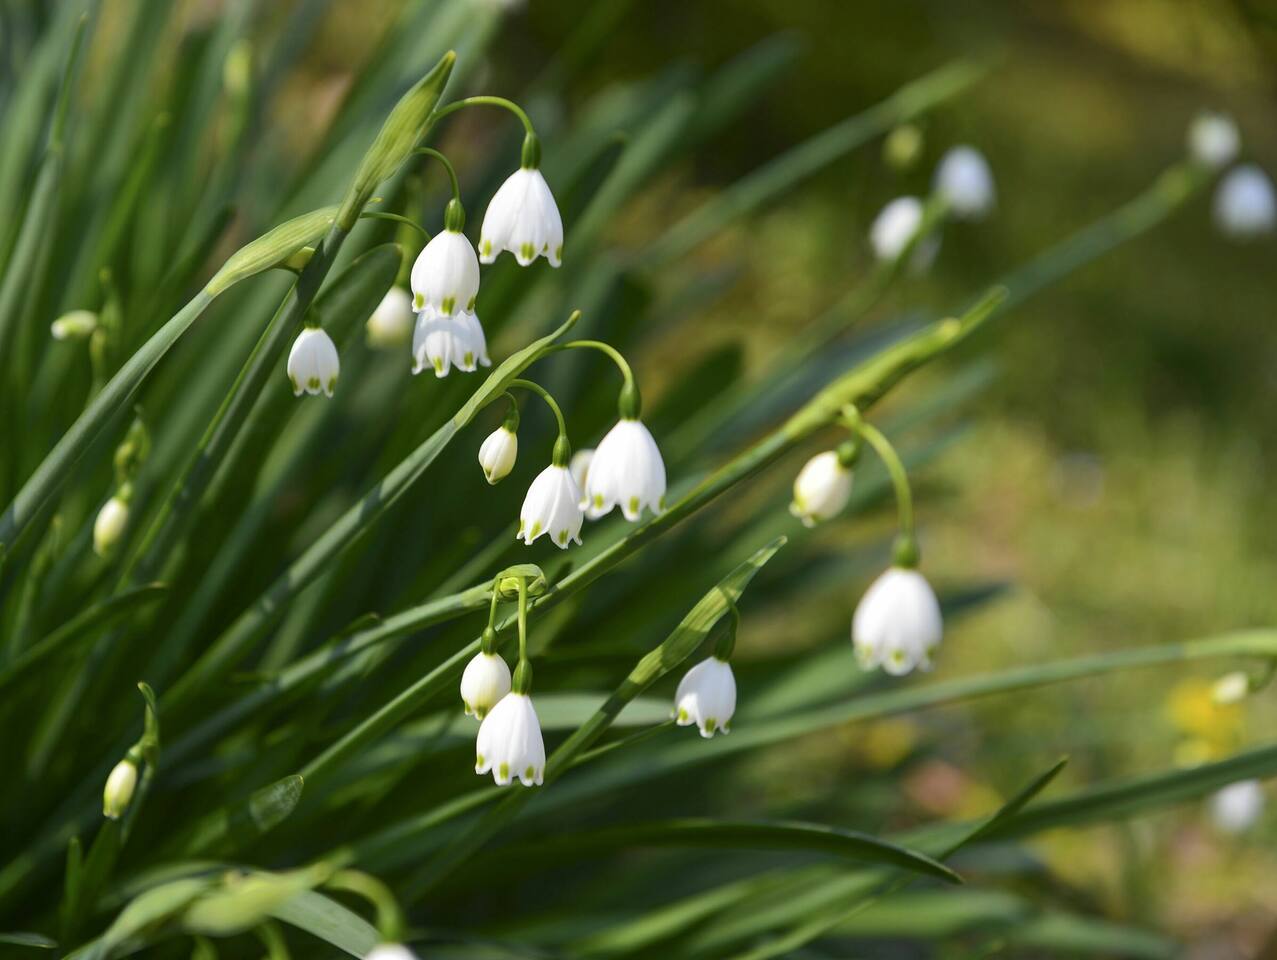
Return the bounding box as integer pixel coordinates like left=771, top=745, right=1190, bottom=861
left=556, top=339, right=640, bottom=418
left=507, top=378, right=570, bottom=465
left=840, top=405, right=916, bottom=567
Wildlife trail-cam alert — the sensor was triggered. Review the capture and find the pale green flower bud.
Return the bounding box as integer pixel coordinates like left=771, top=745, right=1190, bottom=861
left=103, top=758, right=138, bottom=820
left=93, top=495, right=130, bottom=558
left=51, top=309, right=98, bottom=341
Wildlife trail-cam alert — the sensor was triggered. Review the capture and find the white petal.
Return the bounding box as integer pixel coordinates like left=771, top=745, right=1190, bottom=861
left=852, top=567, right=943, bottom=676
left=934, top=145, right=995, bottom=220
left=410, top=230, right=480, bottom=314
left=584, top=419, right=666, bottom=521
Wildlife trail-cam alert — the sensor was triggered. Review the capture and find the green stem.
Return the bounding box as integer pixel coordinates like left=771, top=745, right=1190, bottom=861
left=512, top=577, right=532, bottom=695
left=431, top=95, right=535, bottom=135
left=841, top=408, right=915, bottom=565
left=558, top=339, right=640, bottom=418
left=412, top=147, right=461, bottom=203
left=507, top=378, right=569, bottom=453
left=358, top=211, right=430, bottom=240
left=324, top=869, right=404, bottom=942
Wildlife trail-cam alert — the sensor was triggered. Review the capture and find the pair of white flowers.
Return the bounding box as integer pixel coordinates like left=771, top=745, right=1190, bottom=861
left=869, top=144, right=996, bottom=268
left=1185, top=111, right=1276, bottom=240
left=461, top=645, right=738, bottom=788
left=478, top=417, right=667, bottom=551
left=790, top=449, right=943, bottom=676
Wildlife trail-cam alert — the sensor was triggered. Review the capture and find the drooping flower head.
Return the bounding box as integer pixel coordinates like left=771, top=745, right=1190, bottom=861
left=366, top=944, right=419, bottom=960
left=475, top=692, right=545, bottom=786
left=480, top=133, right=563, bottom=267
left=519, top=461, right=584, bottom=548
left=461, top=650, right=512, bottom=719
left=790, top=449, right=854, bottom=527
left=584, top=419, right=666, bottom=522
left=852, top=566, right=943, bottom=676
left=479, top=426, right=518, bottom=484
left=365, top=286, right=416, bottom=349
left=1188, top=111, right=1240, bottom=170
left=869, top=196, right=939, bottom=270
left=673, top=657, right=737, bottom=738
left=410, top=200, right=480, bottom=315
left=1210, top=779, right=1265, bottom=833
left=287, top=326, right=340, bottom=397
left=934, top=145, right=995, bottom=220
left=93, top=495, right=130, bottom=558
left=569, top=448, right=594, bottom=506
left=1214, top=164, right=1276, bottom=239
left=411, top=307, right=491, bottom=377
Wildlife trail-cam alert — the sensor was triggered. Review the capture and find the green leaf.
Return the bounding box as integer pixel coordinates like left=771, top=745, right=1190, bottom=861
left=181, top=866, right=328, bottom=937
left=504, top=818, right=961, bottom=885
left=176, top=774, right=305, bottom=855
left=268, top=890, right=379, bottom=959
left=0, top=932, right=58, bottom=948
left=204, top=205, right=338, bottom=295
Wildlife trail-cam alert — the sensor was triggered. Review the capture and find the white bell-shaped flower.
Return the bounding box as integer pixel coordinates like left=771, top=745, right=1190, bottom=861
left=102, top=758, right=138, bottom=820
left=570, top=448, right=594, bottom=507
left=673, top=657, right=737, bottom=738
left=365, top=286, right=415, bottom=349
left=480, top=167, right=563, bottom=267
left=1188, top=112, right=1240, bottom=170
left=853, top=566, right=943, bottom=676
left=411, top=307, right=491, bottom=377
left=461, top=651, right=512, bottom=719
left=789, top=451, right=853, bottom=527
left=1210, top=779, right=1265, bottom=834
left=934, top=145, right=995, bottom=220
left=478, top=426, right=518, bottom=484
left=410, top=228, right=480, bottom=316
left=869, top=196, right=939, bottom=270
left=518, top=464, right=584, bottom=548
left=475, top=692, right=545, bottom=786
left=1213, top=164, right=1276, bottom=238
left=366, top=945, right=418, bottom=960
left=584, top=420, right=666, bottom=521
left=287, top=327, right=340, bottom=397
left=93, top=496, right=129, bottom=558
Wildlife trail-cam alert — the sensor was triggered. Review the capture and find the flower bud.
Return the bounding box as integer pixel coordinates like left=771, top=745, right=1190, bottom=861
left=883, top=123, right=923, bottom=172
left=789, top=451, right=852, bottom=527
left=1213, top=164, right=1276, bottom=239
left=1188, top=111, right=1240, bottom=170
left=103, top=757, right=138, bottom=820
left=1211, top=671, right=1250, bottom=705
left=869, top=196, right=939, bottom=271
left=365, top=287, right=415, bottom=349
left=478, top=425, right=518, bottom=484
left=51, top=309, right=98, bottom=341
left=934, top=145, right=996, bottom=220
left=93, top=495, right=130, bottom=558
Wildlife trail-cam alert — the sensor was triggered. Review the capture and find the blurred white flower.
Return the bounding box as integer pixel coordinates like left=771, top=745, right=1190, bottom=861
left=411, top=308, right=491, bottom=377
left=1188, top=111, right=1240, bottom=170
left=1211, top=671, right=1250, bottom=706
left=673, top=657, right=736, bottom=738
left=934, top=145, right=995, bottom=220
left=518, top=464, right=584, bottom=548
left=569, top=448, right=594, bottom=506
left=287, top=327, right=340, bottom=397
left=461, top=651, right=512, bottom=719
left=869, top=196, right=939, bottom=270
left=93, top=496, right=129, bottom=558
left=1210, top=779, right=1265, bottom=833
left=480, top=167, right=563, bottom=267
left=584, top=420, right=666, bottom=521
left=475, top=692, right=545, bottom=786
left=853, top=567, right=942, bottom=676
left=365, top=287, right=415, bottom=349
left=102, top=758, right=138, bottom=820
left=51, top=309, right=98, bottom=341
left=789, top=451, right=852, bottom=527
left=478, top=426, right=518, bottom=484
left=366, top=944, right=419, bottom=960
left=1213, top=164, right=1276, bottom=238
left=410, top=228, right=480, bottom=315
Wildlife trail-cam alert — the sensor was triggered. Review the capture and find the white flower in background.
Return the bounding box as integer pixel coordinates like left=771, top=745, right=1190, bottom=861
left=366, top=944, right=419, bottom=960
left=1213, top=164, right=1276, bottom=238
left=1188, top=111, right=1240, bottom=170
left=411, top=308, right=491, bottom=377
left=789, top=451, right=853, bottom=527
left=461, top=651, right=512, bottom=719
left=480, top=168, right=563, bottom=267
left=673, top=657, right=737, bottom=738
left=365, top=286, right=415, bottom=349
left=584, top=420, right=666, bottom=521
left=478, top=426, right=518, bottom=484
left=102, top=758, right=138, bottom=820
left=287, top=327, right=340, bottom=397
left=410, top=228, right=480, bottom=315
left=475, top=692, right=545, bottom=786
left=1210, top=779, right=1265, bottom=834
left=934, top=145, right=996, bottom=220
left=518, top=464, right=584, bottom=548
left=853, top=567, right=943, bottom=676
left=869, top=196, right=939, bottom=270
left=93, top=496, right=129, bottom=558
left=1211, top=671, right=1250, bottom=706
left=51, top=309, right=98, bottom=341
left=569, top=448, right=594, bottom=506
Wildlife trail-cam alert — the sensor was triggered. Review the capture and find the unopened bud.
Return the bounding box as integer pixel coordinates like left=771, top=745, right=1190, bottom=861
left=103, top=758, right=138, bottom=820
left=51, top=310, right=98, bottom=341
left=883, top=123, right=924, bottom=172
left=1212, top=671, right=1250, bottom=705
left=93, top=494, right=130, bottom=558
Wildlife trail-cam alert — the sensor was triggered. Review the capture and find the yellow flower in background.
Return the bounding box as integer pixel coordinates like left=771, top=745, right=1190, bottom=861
left=1165, top=678, right=1244, bottom=762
